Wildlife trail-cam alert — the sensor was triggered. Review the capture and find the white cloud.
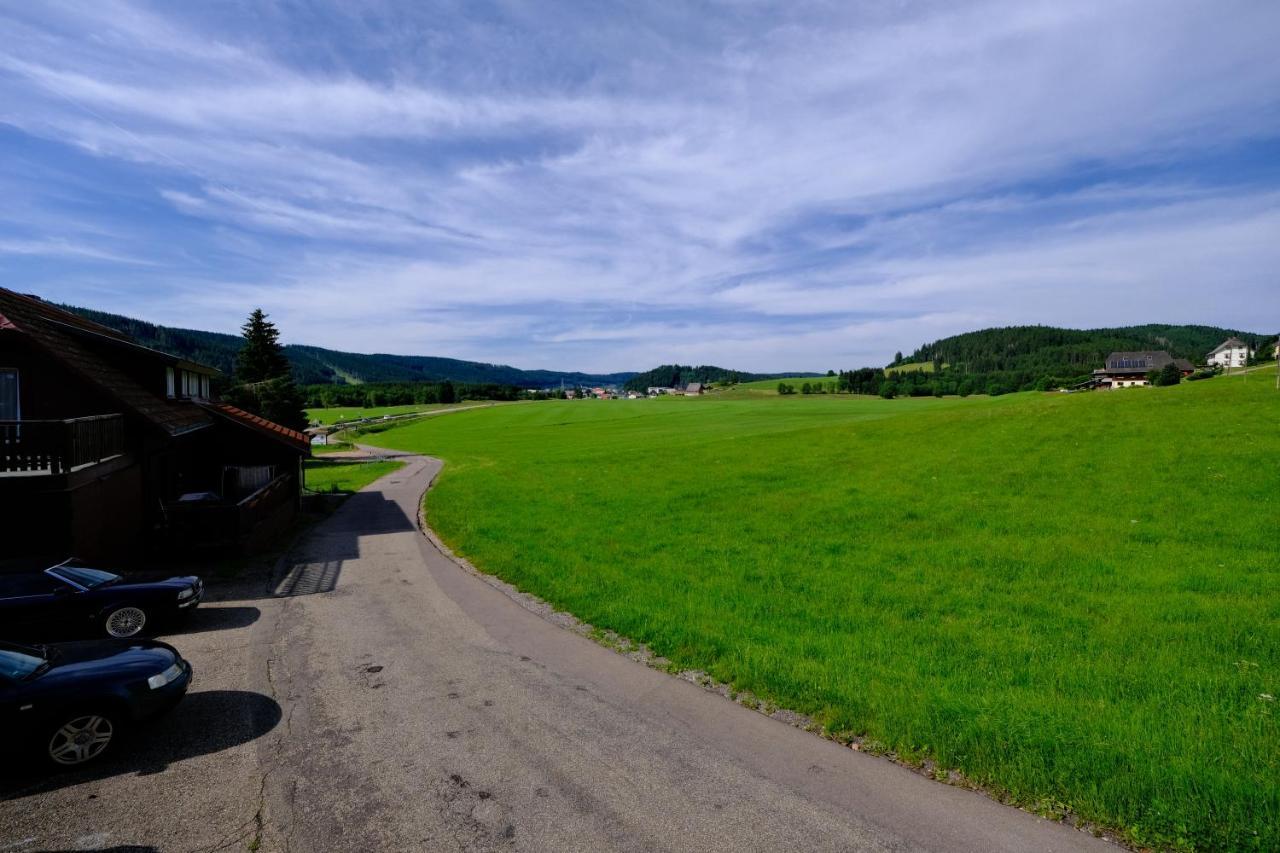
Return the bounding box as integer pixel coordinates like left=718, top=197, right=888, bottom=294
left=0, top=0, right=1278, bottom=371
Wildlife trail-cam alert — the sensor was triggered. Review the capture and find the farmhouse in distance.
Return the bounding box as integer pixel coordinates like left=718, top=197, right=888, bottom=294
left=1089, top=351, right=1194, bottom=390
left=1207, top=336, right=1253, bottom=369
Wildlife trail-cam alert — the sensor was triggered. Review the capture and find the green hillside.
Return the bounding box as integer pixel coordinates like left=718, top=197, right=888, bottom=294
left=61, top=304, right=637, bottom=388
left=365, top=377, right=1280, bottom=850
left=894, top=324, right=1271, bottom=378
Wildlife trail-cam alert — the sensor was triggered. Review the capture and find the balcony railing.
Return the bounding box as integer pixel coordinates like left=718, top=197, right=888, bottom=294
left=0, top=414, right=126, bottom=475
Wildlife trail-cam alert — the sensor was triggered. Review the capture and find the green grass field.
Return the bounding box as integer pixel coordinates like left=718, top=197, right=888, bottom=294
left=884, top=360, right=941, bottom=374
left=364, top=379, right=1278, bottom=849
left=735, top=375, right=838, bottom=393
left=310, top=440, right=355, bottom=455
left=305, top=403, right=460, bottom=425
left=303, top=459, right=404, bottom=493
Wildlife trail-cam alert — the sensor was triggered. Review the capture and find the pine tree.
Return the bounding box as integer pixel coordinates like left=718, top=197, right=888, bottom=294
left=236, top=309, right=291, bottom=384
left=229, top=309, right=306, bottom=430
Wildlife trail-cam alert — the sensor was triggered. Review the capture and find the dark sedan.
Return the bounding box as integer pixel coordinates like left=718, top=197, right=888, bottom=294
left=0, top=638, right=192, bottom=767
left=0, top=559, right=203, bottom=640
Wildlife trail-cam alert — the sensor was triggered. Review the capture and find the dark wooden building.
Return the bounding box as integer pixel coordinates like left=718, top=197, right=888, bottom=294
left=0, top=288, right=309, bottom=561
left=1089, top=351, right=1194, bottom=390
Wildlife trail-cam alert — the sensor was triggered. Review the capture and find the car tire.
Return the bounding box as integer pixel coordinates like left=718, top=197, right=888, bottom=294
left=44, top=710, right=122, bottom=768
left=102, top=605, right=148, bottom=638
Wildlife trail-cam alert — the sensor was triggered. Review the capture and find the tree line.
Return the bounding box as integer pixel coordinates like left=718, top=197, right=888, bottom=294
left=303, top=380, right=531, bottom=409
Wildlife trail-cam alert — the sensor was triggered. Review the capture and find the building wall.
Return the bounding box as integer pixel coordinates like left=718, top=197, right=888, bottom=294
left=1208, top=346, right=1250, bottom=368
left=0, top=336, right=120, bottom=420
left=1, top=457, right=145, bottom=562
left=66, top=462, right=146, bottom=560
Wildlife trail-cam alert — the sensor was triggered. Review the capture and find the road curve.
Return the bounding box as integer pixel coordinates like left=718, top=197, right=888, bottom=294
left=256, top=452, right=1115, bottom=852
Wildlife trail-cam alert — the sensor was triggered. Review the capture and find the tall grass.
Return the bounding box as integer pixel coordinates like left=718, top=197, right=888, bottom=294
left=368, top=381, right=1278, bottom=849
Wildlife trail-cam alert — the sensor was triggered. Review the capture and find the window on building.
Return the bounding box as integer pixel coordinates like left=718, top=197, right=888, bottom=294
left=181, top=370, right=202, bottom=398
left=0, top=368, right=18, bottom=420
left=165, top=367, right=175, bottom=398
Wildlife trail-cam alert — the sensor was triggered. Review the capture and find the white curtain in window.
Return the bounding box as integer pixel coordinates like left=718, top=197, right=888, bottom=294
left=0, top=369, right=17, bottom=420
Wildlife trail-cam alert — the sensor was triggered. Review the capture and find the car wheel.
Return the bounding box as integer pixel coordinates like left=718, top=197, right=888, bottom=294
left=46, top=712, right=119, bottom=767
left=103, top=605, right=147, bottom=638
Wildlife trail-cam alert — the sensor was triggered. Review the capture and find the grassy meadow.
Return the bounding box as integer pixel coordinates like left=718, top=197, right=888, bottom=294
left=884, top=360, right=941, bottom=374
left=305, top=402, right=462, bottom=425
left=303, top=459, right=404, bottom=493
left=734, top=375, right=838, bottom=393
left=366, top=379, right=1278, bottom=849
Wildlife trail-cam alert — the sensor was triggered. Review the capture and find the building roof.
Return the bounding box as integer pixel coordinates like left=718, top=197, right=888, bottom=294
left=1208, top=336, right=1248, bottom=355
left=0, top=288, right=212, bottom=436
left=200, top=402, right=311, bottom=454
left=685, top=382, right=703, bottom=393
left=1100, top=351, right=1193, bottom=375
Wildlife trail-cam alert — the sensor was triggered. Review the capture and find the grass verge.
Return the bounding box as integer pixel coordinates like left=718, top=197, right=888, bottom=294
left=303, top=459, right=404, bottom=493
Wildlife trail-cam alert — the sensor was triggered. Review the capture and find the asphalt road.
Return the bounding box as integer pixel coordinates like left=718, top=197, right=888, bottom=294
left=1, top=453, right=1117, bottom=852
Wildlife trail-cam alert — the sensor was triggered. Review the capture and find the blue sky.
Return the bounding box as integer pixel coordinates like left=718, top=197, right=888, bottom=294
left=1, top=1, right=1278, bottom=372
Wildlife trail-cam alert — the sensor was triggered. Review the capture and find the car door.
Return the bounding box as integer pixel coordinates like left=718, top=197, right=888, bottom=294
left=0, top=575, right=76, bottom=639
left=0, top=674, right=30, bottom=745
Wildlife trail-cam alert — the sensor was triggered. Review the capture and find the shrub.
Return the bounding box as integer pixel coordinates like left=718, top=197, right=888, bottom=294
left=1158, top=362, right=1182, bottom=386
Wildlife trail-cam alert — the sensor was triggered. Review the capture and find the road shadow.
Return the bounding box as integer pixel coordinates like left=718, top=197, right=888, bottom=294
left=166, top=605, right=261, bottom=635
left=271, top=490, right=415, bottom=597
left=0, top=689, right=282, bottom=801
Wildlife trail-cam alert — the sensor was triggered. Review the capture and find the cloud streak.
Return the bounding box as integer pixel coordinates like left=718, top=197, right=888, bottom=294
left=0, top=0, right=1277, bottom=371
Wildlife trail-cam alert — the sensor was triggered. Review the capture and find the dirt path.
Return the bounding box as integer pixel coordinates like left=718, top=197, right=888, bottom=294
left=251, top=453, right=1114, bottom=852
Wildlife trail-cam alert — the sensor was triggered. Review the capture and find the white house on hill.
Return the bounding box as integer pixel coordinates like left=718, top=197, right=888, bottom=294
left=1207, top=337, right=1252, bottom=368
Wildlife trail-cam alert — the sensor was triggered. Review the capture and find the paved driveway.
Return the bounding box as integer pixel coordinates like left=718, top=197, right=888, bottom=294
left=1, top=454, right=1116, bottom=852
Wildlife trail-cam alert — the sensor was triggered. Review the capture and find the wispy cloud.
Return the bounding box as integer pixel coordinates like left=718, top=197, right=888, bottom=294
left=0, top=0, right=1277, bottom=371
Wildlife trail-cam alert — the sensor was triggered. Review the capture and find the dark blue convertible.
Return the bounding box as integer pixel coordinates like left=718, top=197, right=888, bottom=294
left=0, top=559, right=203, bottom=640
left=0, top=638, right=192, bottom=767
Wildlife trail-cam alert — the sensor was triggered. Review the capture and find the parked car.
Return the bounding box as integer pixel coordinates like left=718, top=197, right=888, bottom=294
left=0, top=558, right=203, bottom=640
left=0, top=638, right=192, bottom=767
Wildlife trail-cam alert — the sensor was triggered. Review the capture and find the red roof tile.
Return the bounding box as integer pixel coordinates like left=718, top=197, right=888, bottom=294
left=200, top=402, right=311, bottom=454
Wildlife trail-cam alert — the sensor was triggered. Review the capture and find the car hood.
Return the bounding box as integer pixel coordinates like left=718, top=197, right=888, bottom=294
left=37, top=639, right=178, bottom=686
left=116, top=575, right=200, bottom=591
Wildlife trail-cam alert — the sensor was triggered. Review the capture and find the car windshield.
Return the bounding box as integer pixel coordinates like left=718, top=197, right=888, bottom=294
left=0, top=642, right=48, bottom=680
left=49, top=563, right=120, bottom=589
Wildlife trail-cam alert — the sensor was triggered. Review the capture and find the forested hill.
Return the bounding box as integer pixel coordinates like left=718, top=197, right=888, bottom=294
left=892, top=324, right=1271, bottom=377
left=623, top=364, right=819, bottom=391
left=61, top=304, right=636, bottom=388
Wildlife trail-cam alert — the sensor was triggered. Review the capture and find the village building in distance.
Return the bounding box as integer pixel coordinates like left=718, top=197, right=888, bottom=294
left=1206, top=336, right=1253, bottom=369
left=1090, top=351, right=1194, bottom=390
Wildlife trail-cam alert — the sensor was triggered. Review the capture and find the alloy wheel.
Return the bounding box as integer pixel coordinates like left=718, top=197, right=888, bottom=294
left=48, top=714, right=114, bottom=765
left=105, top=606, right=146, bottom=638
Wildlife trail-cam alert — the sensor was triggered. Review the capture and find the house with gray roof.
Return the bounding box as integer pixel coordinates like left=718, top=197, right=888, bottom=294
left=1091, top=351, right=1194, bottom=390
left=1207, top=337, right=1252, bottom=369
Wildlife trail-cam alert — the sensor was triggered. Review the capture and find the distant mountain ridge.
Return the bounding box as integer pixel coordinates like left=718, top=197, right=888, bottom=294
left=61, top=304, right=637, bottom=388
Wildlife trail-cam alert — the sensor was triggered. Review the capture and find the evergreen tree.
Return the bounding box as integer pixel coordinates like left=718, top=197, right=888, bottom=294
left=236, top=309, right=291, bottom=383
left=439, top=380, right=457, bottom=404
left=229, top=308, right=306, bottom=431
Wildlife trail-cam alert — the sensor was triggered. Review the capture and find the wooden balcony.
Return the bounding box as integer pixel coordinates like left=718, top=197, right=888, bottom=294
left=0, top=414, right=126, bottom=475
